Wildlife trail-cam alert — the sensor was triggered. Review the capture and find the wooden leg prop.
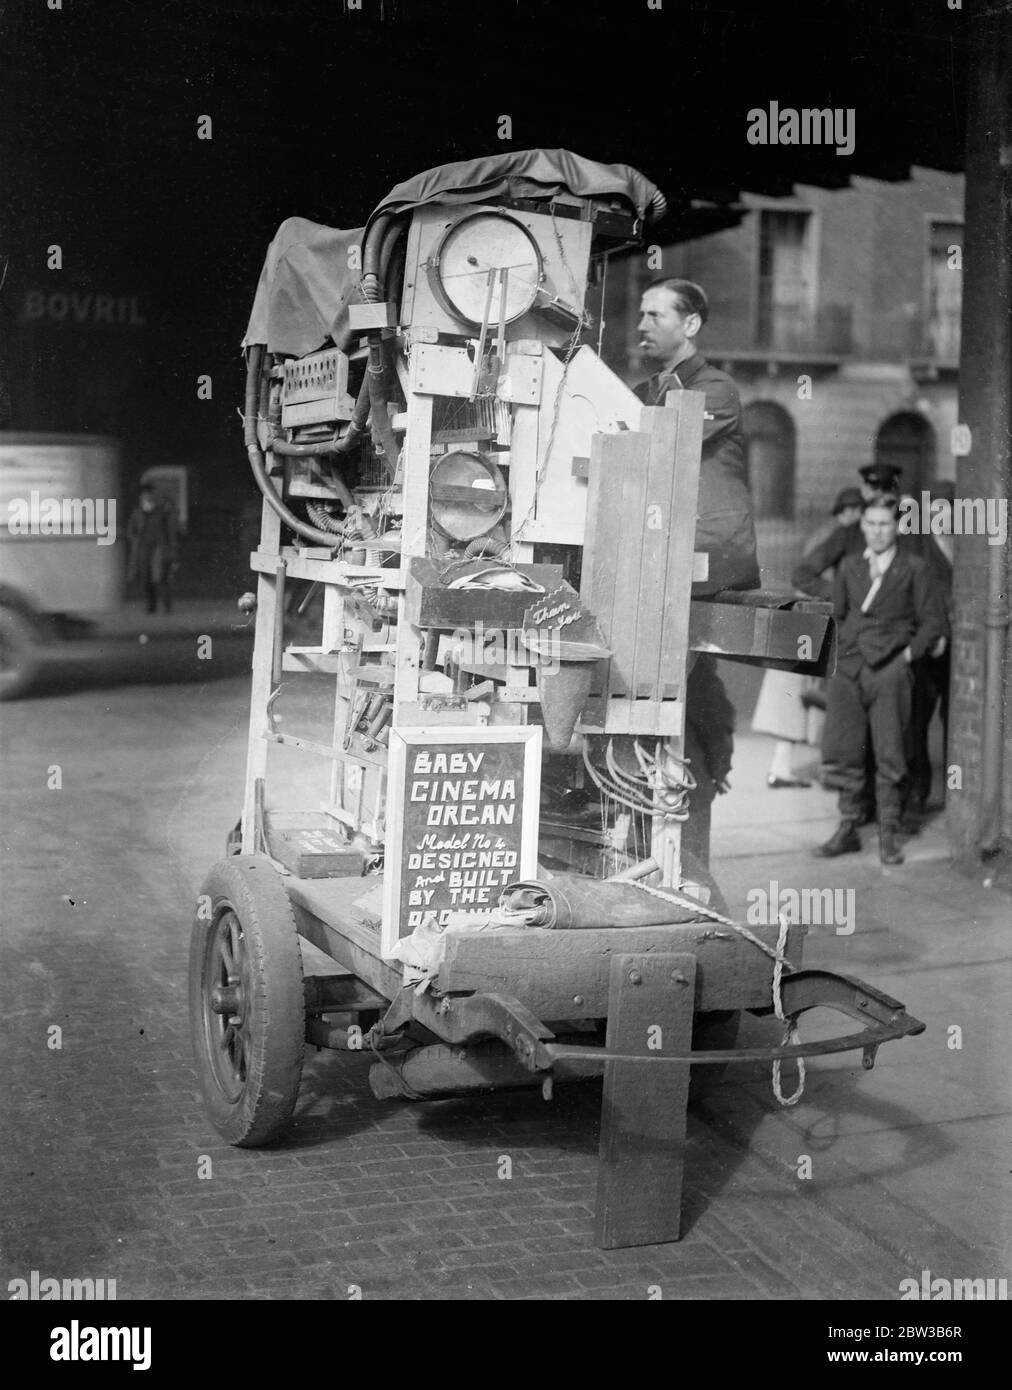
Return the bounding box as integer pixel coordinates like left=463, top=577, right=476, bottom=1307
left=595, top=951, right=696, bottom=1249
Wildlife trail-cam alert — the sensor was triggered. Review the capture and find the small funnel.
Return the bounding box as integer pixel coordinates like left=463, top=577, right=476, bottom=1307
left=522, top=593, right=610, bottom=753
left=534, top=639, right=610, bottom=753
left=539, top=661, right=595, bottom=752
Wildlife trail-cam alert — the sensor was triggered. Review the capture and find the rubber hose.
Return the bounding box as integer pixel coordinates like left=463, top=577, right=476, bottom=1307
left=367, top=339, right=399, bottom=481
left=269, top=369, right=371, bottom=459
left=304, top=501, right=346, bottom=534
left=378, top=219, right=404, bottom=293
left=243, top=345, right=349, bottom=546
left=360, top=212, right=395, bottom=303
left=463, top=536, right=510, bottom=560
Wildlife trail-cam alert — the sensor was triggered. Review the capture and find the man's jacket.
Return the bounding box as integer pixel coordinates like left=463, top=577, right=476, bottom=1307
left=792, top=520, right=864, bottom=598
left=635, top=352, right=759, bottom=595
left=833, top=548, right=947, bottom=673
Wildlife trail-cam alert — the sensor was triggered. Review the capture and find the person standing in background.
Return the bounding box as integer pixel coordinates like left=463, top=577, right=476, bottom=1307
left=755, top=486, right=864, bottom=788
left=903, top=479, right=954, bottom=829
left=127, top=484, right=178, bottom=614
left=815, top=497, right=947, bottom=865
left=791, top=464, right=901, bottom=599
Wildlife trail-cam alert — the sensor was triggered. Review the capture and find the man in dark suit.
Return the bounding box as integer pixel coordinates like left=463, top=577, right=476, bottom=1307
left=815, top=497, right=947, bottom=865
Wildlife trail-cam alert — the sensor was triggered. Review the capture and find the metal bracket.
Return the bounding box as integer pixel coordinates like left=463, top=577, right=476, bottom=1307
left=544, top=968, right=925, bottom=1069
left=406, top=968, right=923, bottom=1073
left=410, top=989, right=555, bottom=1071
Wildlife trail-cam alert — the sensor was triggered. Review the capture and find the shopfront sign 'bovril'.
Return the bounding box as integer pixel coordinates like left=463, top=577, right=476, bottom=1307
left=381, top=726, right=541, bottom=955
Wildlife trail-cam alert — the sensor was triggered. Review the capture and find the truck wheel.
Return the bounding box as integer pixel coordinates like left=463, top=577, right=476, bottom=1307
left=189, top=856, right=305, bottom=1146
left=0, top=605, right=42, bottom=700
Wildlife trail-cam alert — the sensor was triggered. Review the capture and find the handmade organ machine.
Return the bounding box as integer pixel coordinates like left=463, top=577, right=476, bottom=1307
left=189, top=153, right=923, bottom=1247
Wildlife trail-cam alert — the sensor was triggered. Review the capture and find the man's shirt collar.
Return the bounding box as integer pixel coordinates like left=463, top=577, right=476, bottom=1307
left=656, top=351, right=704, bottom=389
left=863, top=543, right=897, bottom=572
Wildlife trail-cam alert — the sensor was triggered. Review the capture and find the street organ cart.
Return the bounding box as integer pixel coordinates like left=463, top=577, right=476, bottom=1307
left=189, top=152, right=924, bottom=1247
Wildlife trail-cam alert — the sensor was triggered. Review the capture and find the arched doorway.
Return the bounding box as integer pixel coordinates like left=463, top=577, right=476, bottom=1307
left=742, top=401, right=796, bottom=519
left=874, top=412, right=936, bottom=497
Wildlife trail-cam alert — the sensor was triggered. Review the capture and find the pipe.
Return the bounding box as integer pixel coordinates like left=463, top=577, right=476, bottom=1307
left=304, top=501, right=346, bottom=535
left=267, top=369, right=371, bottom=459
left=243, top=345, right=349, bottom=547
left=646, top=188, right=668, bottom=222
left=367, top=342, right=399, bottom=481
left=463, top=535, right=509, bottom=561
left=360, top=212, right=395, bottom=304
left=378, top=219, right=404, bottom=293
left=968, top=8, right=1012, bottom=856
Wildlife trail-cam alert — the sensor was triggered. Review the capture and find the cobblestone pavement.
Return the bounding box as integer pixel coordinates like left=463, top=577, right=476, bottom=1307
left=2, top=670, right=1008, bottom=1299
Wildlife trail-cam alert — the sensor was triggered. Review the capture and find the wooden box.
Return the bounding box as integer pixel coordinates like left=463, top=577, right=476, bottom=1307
left=265, top=811, right=365, bottom=879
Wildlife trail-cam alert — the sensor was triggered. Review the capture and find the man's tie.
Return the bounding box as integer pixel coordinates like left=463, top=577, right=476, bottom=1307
left=861, top=555, right=885, bottom=613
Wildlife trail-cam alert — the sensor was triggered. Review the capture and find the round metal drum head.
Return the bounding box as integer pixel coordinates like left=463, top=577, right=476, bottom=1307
left=429, top=450, right=509, bottom=541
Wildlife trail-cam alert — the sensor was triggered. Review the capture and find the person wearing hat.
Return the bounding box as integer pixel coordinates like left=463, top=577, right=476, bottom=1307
left=753, top=488, right=863, bottom=789
left=792, top=477, right=892, bottom=599
left=858, top=462, right=904, bottom=497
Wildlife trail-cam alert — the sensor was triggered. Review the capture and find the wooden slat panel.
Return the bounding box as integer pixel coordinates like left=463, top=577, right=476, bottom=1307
left=580, top=430, right=630, bottom=687
left=656, top=393, right=705, bottom=700
left=579, top=697, right=684, bottom=736
left=631, top=408, right=679, bottom=698
left=603, top=433, right=649, bottom=698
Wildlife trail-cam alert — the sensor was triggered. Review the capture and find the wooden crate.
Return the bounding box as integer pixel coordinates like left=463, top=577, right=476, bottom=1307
left=264, top=811, right=365, bottom=879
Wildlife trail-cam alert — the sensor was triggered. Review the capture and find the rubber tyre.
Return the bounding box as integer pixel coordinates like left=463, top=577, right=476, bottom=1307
left=189, top=855, right=305, bottom=1146
left=0, top=605, right=42, bottom=701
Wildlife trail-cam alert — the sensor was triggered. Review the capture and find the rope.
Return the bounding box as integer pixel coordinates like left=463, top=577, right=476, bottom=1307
left=622, top=878, right=805, bottom=1107
left=771, top=911, right=806, bottom=1106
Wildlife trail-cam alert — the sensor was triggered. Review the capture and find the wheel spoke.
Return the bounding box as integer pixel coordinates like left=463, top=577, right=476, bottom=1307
left=230, top=917, right=242, bottom=966
left=218, top=936, right=234, bottom=978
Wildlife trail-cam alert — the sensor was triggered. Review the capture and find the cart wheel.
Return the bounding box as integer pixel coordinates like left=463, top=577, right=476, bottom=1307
left=0, top=604, right=42, bottom=701
left=189, top=855, right=305, bottom=1146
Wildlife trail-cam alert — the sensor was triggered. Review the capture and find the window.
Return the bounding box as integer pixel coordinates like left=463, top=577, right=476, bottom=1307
left=743, top=401, right=796, bottom=519
left=756, top=210, right=814, bottom=351
left=926, top=219, right=962, bottom=361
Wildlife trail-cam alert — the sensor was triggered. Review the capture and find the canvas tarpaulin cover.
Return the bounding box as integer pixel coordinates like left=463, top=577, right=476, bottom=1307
left=243, top=150, right=662, bottom=356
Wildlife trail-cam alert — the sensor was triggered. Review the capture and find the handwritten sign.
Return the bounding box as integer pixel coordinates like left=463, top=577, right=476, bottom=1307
left=524, top=585, right=583, bottom=632
left=381, top=726, right=542, bottom=955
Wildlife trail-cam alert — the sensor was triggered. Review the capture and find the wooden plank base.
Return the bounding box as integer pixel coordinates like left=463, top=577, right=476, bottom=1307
left=595, top=952, right=696, bottom=1249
